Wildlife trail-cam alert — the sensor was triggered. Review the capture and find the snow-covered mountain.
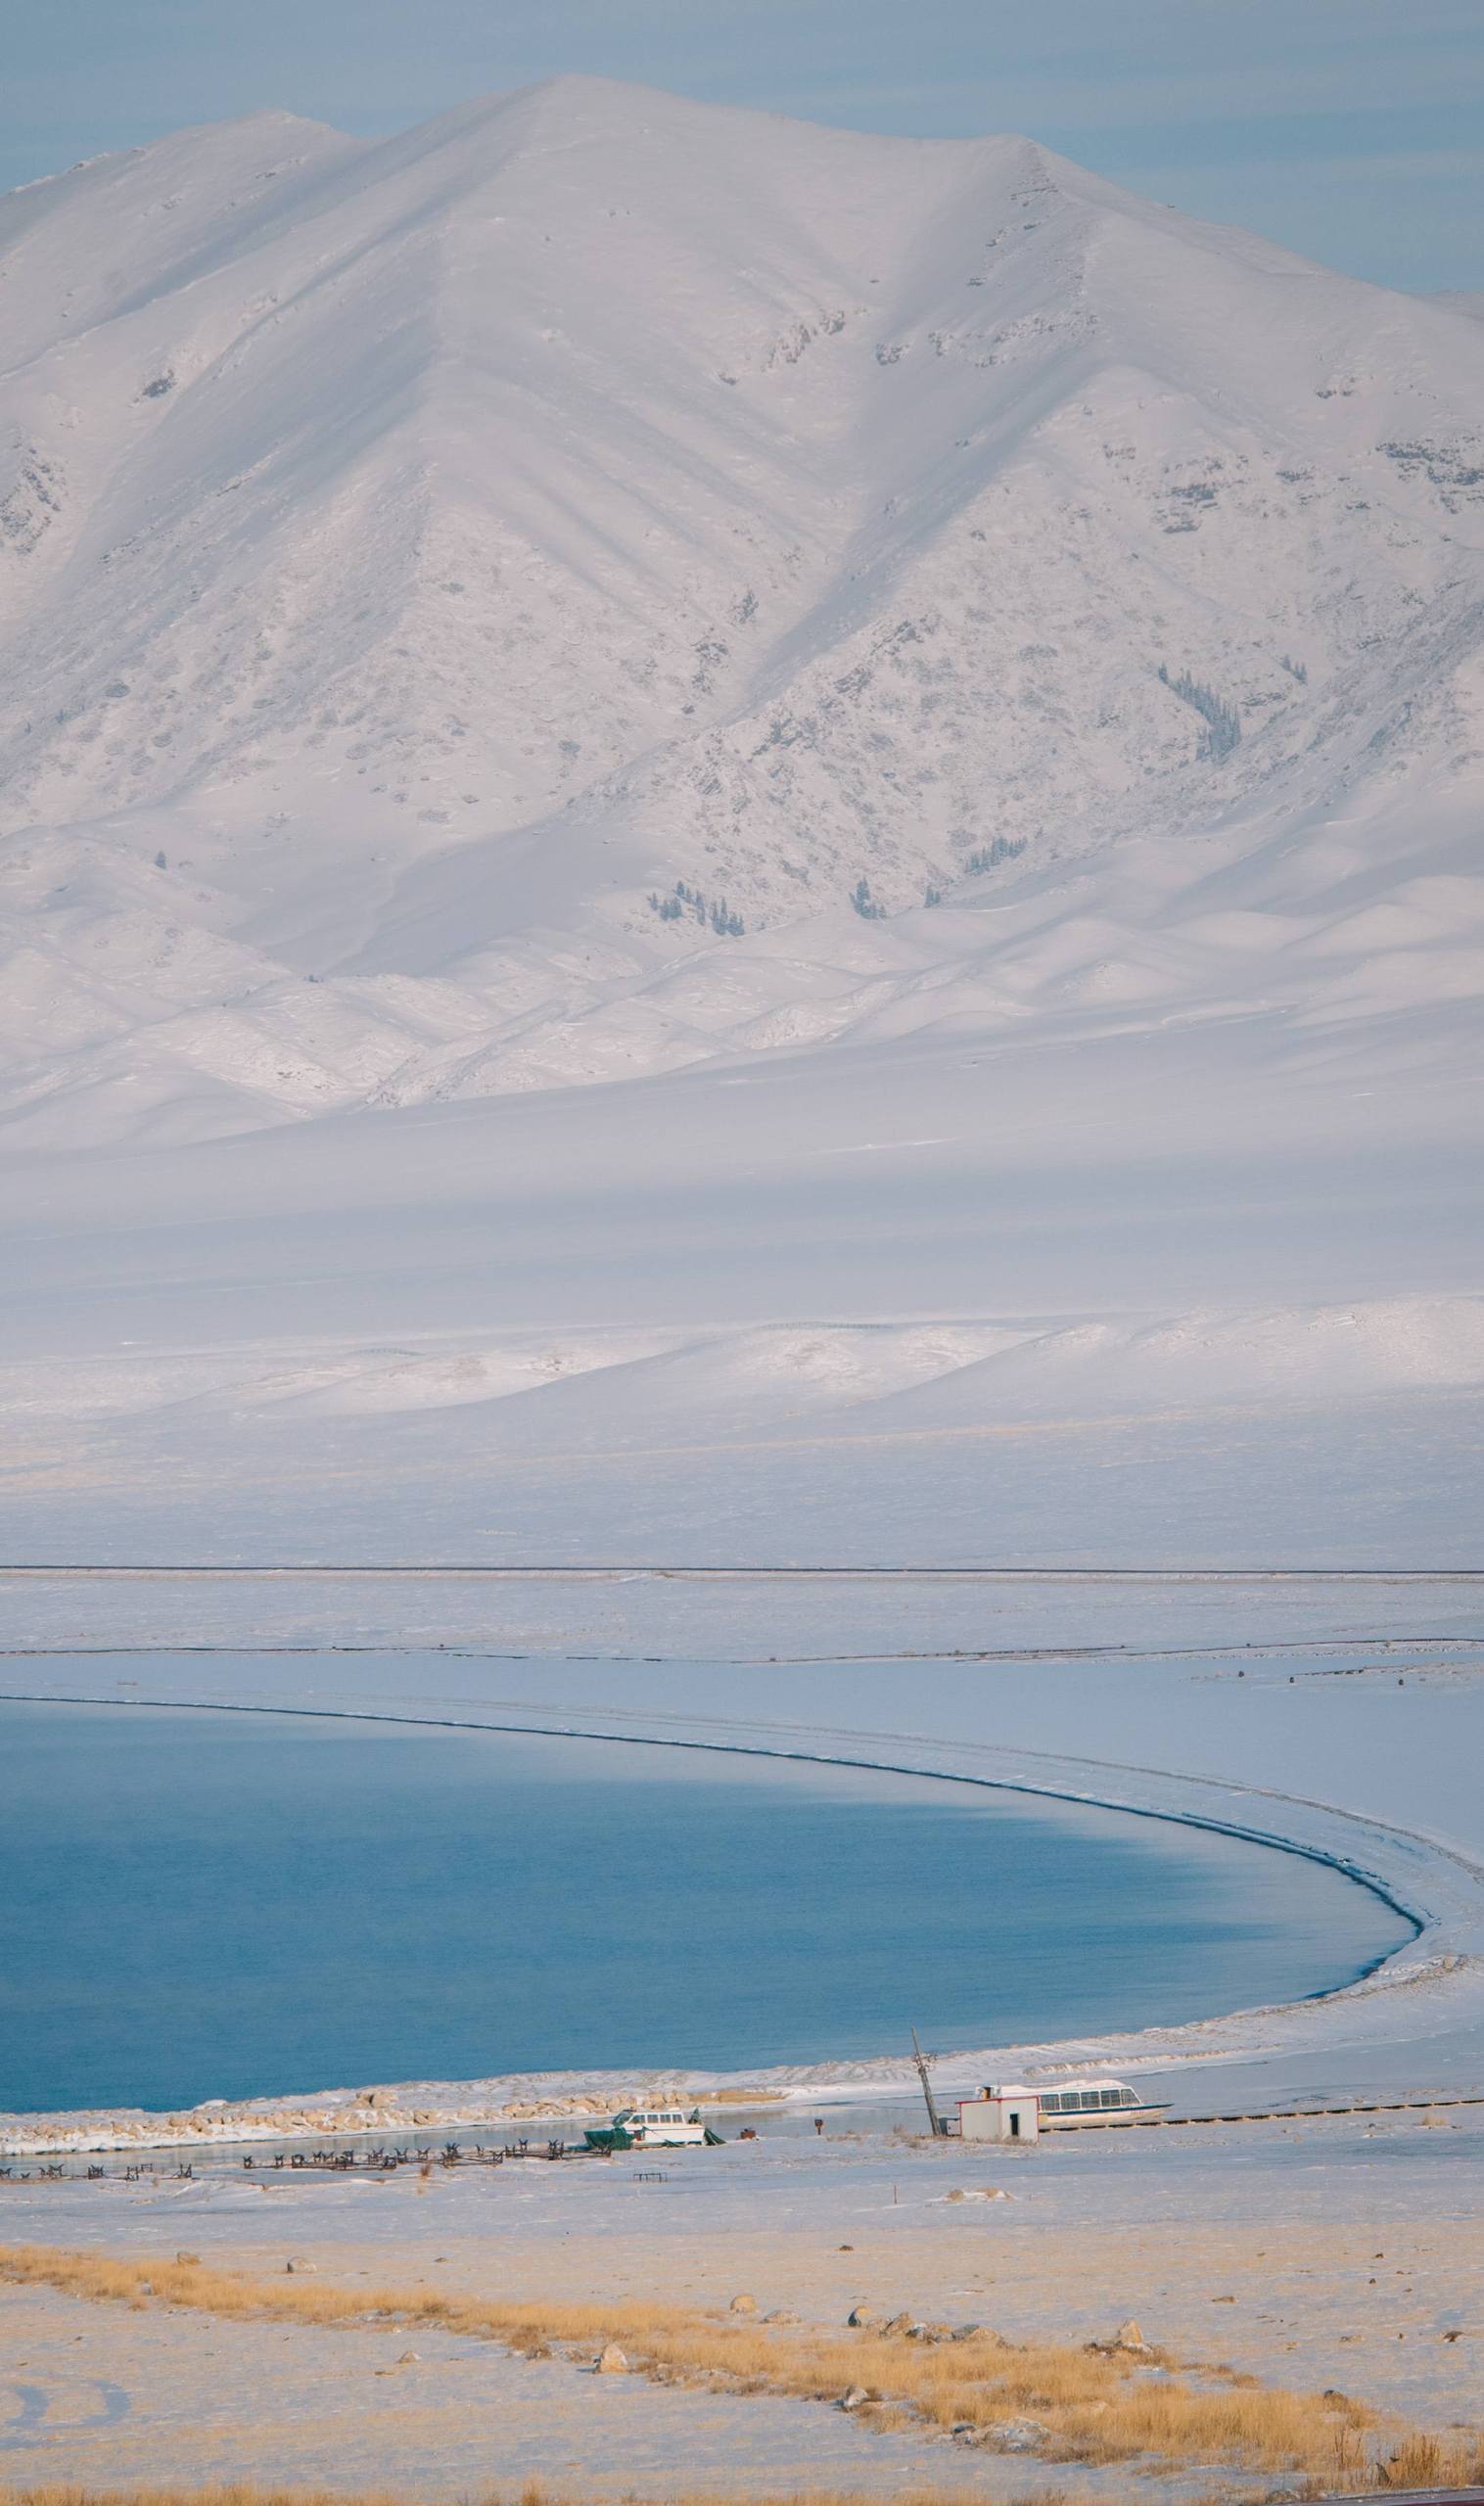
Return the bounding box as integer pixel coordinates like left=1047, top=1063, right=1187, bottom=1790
left=1, top=80, right=1480, bottom=1564
left=3, top=75, right=1483, bottom=1144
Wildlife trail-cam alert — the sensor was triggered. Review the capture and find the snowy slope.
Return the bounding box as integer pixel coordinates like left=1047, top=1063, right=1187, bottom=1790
left=1, top=1003, right=1478, bottom=1561
left=2, top=77, right=1484, bottom=1142
left=1, top=82, right=1480, bottom=1559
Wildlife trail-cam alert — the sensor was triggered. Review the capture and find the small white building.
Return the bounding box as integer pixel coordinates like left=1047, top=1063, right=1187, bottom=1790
left=958, top=2083, right=1040, bottom=2144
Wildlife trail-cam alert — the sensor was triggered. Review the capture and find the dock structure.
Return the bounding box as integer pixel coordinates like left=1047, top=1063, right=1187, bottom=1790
left=1053, top=2092, right=1484, bottom=2130
left=4, top=2093, right=1483, bottom=2183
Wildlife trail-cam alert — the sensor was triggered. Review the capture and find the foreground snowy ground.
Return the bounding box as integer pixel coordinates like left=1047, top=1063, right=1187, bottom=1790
left=4, top=2109, right=1483, bottom=2495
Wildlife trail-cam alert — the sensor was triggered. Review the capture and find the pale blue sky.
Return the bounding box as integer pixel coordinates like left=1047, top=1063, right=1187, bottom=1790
left=6, top=0, right=1483, bottom=294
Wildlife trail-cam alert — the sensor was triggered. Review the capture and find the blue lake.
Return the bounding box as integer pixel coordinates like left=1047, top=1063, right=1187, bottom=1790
left=1, top=1701, right=1413, bottom=2114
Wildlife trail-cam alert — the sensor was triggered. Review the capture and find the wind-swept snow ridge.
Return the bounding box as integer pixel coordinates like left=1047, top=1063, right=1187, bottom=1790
left=2, top=75, right=1483, bottom=1142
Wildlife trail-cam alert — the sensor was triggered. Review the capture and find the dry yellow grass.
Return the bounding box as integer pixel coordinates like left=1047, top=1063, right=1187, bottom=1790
left=2, top=2242, right=1479, bottom=2488
left=0, top=2492, right=1015, bottom=2506
left=1371, top=2429, right=1481, bottom=2488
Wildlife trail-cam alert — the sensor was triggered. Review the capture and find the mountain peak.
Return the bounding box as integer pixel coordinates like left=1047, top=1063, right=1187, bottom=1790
left=2, top=87, right=1483, bottom=1145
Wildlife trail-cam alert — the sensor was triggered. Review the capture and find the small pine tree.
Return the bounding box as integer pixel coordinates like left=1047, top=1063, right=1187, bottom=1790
left=965, top=837, right=1026, bottom=875
left=1158, top=663, right=1241, bottom=759
left=652, top=879, right=743, bottom=935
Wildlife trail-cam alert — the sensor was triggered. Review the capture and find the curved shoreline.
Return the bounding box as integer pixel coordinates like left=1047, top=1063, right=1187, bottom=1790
left=5, top=1685, right=1480, bottom=2158
left=1, top=1680, right=1433, bottom=1936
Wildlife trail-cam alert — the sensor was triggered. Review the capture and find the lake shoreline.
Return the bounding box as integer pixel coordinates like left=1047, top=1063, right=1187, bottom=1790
left=2, top=1698, right=1461, bottom=2159
left=8, top=1615, right=1484, bottom=2155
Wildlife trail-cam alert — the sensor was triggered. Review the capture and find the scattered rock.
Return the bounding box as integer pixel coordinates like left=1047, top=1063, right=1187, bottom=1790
left=763, top=2308, right=801, bottom=2326
left=729, top=2292, right=758, bottom=2314
left=986, top=2416, right=1047, bottom=2453
left=1091, top=2317, right=1152, bottom=2354
left=847, top=2302, right=882, bottom=2328
left=906, top=2319, right=955, bottom=2342
left=840, top=2385, right=870, bottom=2411
left=594, top=2344, right=628, bottom=2374
left=396, top=2349, right=420, bottom=2364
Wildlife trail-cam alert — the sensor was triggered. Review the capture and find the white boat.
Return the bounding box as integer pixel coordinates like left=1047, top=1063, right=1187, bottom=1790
left=584, top=2104, right=710, bottom=2150
left=1037, top=2077, right=1170, bottom=2123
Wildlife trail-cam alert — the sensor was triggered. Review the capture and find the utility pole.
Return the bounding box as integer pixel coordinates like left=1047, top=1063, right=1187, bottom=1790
left=910, top=2024, right=945, bottom=2138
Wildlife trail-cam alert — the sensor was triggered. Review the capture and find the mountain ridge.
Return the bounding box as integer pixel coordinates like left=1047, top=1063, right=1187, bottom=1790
left=2, top=77, right=1482, bottom=1144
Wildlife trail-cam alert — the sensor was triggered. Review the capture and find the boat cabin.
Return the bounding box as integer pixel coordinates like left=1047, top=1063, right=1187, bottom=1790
left=626, top=2107, right=700, bottom=2138
left=1038, top=2078, right=1167, bottom=2122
